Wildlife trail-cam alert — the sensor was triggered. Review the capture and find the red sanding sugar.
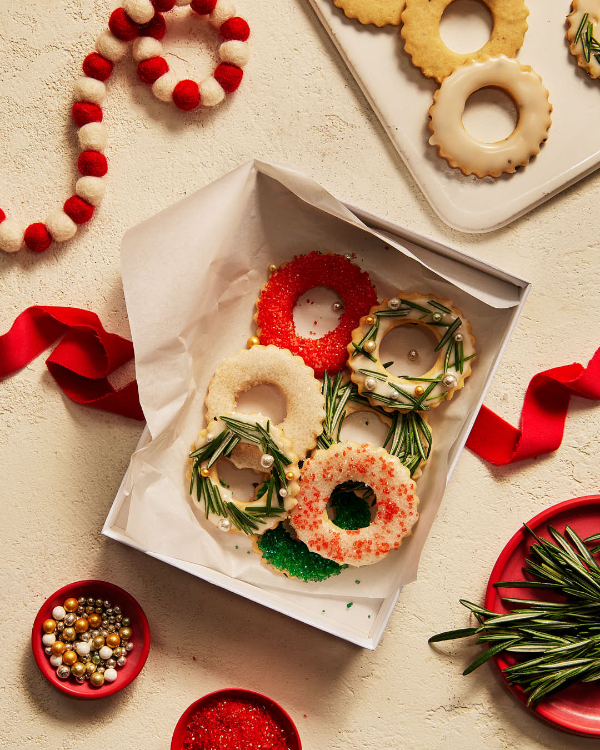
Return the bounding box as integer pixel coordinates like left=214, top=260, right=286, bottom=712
left=182, top=697, right=291, bottom=750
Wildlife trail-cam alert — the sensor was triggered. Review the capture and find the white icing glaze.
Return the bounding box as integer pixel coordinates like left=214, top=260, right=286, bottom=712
left=567, top=0, right=600, bottom=79
left=347, top=293, right=475, bottom=412
left=190, top=412, right=300, bottom=534
left=429, top=56, right=552, bottom=178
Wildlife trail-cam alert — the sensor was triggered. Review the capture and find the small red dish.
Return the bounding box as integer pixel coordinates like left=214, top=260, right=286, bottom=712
left=32, top=579, right=150, bottom=699
left=485, top=495, right=600, bottom=737
left=171, top=688, right=302, bottom=750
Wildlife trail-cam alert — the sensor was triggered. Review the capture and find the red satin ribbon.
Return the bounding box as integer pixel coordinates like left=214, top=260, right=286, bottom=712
left=466, top=347, right=600, bottom=464
left=2, top=308, right=600, bottom=463
left=0, top=306, right=144, bottom=420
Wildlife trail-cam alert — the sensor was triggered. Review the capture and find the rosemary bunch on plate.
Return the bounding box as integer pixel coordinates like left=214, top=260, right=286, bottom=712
left=430, top=525, right=600, bottom=707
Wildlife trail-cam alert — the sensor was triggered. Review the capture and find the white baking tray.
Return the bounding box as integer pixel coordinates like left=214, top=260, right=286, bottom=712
left=305, top=0, right=600, bottom=232
left=103, top=193, right=530, bottom=649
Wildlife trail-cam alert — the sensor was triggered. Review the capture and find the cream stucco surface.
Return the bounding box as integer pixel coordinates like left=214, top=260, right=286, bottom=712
left=1, top=1, right=600, bottom=748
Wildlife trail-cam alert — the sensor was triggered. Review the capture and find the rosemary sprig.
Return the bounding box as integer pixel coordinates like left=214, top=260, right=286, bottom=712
left=317, top=372, right=352, bottom=449
left=429, top=525, right=600, bottom=706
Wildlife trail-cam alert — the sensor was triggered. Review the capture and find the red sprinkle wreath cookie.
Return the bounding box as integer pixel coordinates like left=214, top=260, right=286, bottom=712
left=254, top=252, right=378, bottom=378
left=348, top=292, right=476, bottom=411
left=289, top=442, right=419, bottom=567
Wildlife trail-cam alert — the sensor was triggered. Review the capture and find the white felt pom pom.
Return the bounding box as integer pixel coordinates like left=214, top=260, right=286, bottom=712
left=46, top=210, right=77, bottom=243
left=96, top=30, right=128, bottom=62
left=73, top=76, right=106, bottom=105
left=0, top=218, right=24, bottom=253
left=76, top=177, right=106, bottom=207
left=200, top=77, right=225, bottom=107
left=132, top=37, right=163, bottom=62
left=78, top=122, right=108, bottom=152
left=219, top=40, right=249, bottom=67
left=152, top=71, right=179, bottom=102
left=123, top=0, right=155, bottom=25
left=209, top=0, right=236, bottom=27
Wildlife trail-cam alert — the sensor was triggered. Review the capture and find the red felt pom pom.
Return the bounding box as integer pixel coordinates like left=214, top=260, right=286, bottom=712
left=214, top=63, right=243, bottom=92
left=24, top=223, right=52, bottom=253
left=190, top=0, right=217, bottom=15
left=64, top=196, right=95, bottom=225
left=152, top=0, right=175, bottom=10
left=78, top=151, right=108, bottom=177
left=109, top=8, right=140, bottom=41
left=82, top=53, right=114, bottom=82
left=220, top=17, right=250, bottom=41
left=172, top=80, right=201, bottom=110
left=139, top=12, right=167, bottom=39
left=138, top=56, right=169, bottom=84
left=0, top=209, right=5, bottom=223
left=72, top=102, right=103, bottom=126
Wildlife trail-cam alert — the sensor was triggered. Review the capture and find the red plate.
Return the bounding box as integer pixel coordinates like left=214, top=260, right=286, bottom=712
left=171, top=689, right=302, bottom=749
left=485, top=495, right=600, bottom=736
left=32, top=580, right=150, bottom=699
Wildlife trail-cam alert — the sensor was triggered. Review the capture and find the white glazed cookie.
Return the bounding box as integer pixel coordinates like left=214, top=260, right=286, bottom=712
left=429, top=56, right=552, bottom=178
left=567, top=0, right=600, bottom=79
left=347, top=292, right=475, bottom=411
left=289, top=442, right=419, bottom=567
left=205, top=345, right=325, bottom=471
left=188, top=412, right=300, bottom=535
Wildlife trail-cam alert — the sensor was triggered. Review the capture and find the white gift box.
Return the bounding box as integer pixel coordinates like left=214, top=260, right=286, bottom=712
left=103, top=159, right=530, bottom=649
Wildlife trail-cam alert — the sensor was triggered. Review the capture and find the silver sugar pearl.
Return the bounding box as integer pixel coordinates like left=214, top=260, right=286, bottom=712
left=125, top=642, right=133, bottom=652
left=103, top=601, right=111, bottom=609
left=96, top=666, right=105, bottom=674
left=364, top=377, right=377, bottom=391
left=260, top=454, right=274, bottom=470
left=408, top=349, right=418, bottom=361
left=100, top=629, right=109, bottom=637
left=115, top=614, right=122, bottom=622
left=80, top=632, right=91, bottom=642
left=344, top=253, right=352, bottom=261
left=87, top=598, right=95, bottom=606
left=332, top=301, right=343, bottom=313
left=106, top=609, right=113, bottom=616
left=390, top=389, right=401, bottom=400
left=114, top=607, right=121, bottom=615
left=102, top=620, right=109, bottom=628
left=442, top=373, right=458, bottom=389
left=95, top=607, right=103, bottom=614
left=76, top=676, right=85, bottom=684
left=64, top=613, right=77, bottom=626
left=117, top=656, right=127, bottom=667
left=57, top=665, right=71, bottom=679
left=206, top=432, right=214, bottom=442
left=113, top=648, right=123, bottom=658
left=454, top=333, right=463, bottom=342
left=109, top=616, right=115, bottom=623
left=77, top=606, right=85, bottom=615
left=106, top=659, right=116, bottom=668
left=108, top=625, right=116, bottom=632
left=279, top=488, right=288, bottom=498
left=95, top=599, right=103, bottom=608
left=78, top=597, right=86, bottom=606
left=363, top=340, right=376, bottom=354
left=56, top=622, right=64, bottom=632
left=86, top=606, right=94, bottom=614
left=432, top=312, right=442, bottom=322
left=81, top=654, right=90, bottom=663
left=91, top=630, right=99, bottom=639
left=218, top=518, right=232, bottom=532
left=388, top=297, right=401, bottom=310
left=122, top=618, right=130, bottom=627
left=45, top=646, right=53, bottom=655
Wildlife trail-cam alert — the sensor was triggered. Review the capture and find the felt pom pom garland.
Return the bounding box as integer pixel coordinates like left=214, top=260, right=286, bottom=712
left=0, top=0, right=250, bottom=255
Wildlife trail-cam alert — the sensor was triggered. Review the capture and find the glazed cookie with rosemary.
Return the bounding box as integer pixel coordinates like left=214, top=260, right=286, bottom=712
left=188, top=412, right=300, bottom=536
left=318, top=372, right=432, bottom=480
left=290, top=442, right=419, bottom=567
left=567, top=1, right=600, bottom=79
left=347, top=293, right=475, bottom=412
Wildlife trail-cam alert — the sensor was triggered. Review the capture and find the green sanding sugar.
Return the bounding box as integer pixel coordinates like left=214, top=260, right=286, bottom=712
left=257, top=525, right=348, bottom=582
left=330, top=483, right=372, bottom=530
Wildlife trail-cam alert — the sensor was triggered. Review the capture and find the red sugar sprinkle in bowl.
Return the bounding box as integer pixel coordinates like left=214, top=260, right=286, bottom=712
left=171, top=689, right=302, bottom=750
left=31, top=579, right=150, bottom=699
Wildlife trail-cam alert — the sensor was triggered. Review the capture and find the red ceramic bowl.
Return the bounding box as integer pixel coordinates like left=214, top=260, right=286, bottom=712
left=485, top=495, right=600, bottom=736
left=171, top=689, right=302, bottom=749
left=32, top=579, right=150, bottom=699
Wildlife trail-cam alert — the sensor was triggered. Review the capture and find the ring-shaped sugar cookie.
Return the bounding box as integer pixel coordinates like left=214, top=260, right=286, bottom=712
left=289, top=442, right=419, bottom=567
left=428, top=56, right=552, bottom=178
left=188, top=412, right=300, bottom=536
left=347, top=292, right=475, bottom=412
left=400, top=0, right=529, bottom=83
left=567, top=0, right=600, bottom=79
left=318, top=374, right=432, bottom=479
left=205, top=345, right=325, bottom=470
left=333, top=0, right=405, bottom=27
left=254, top=252, right=378, bottom=378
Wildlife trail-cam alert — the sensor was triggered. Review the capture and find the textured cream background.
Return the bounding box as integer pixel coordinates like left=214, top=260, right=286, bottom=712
left=1, top=1, right=600, bottom=748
